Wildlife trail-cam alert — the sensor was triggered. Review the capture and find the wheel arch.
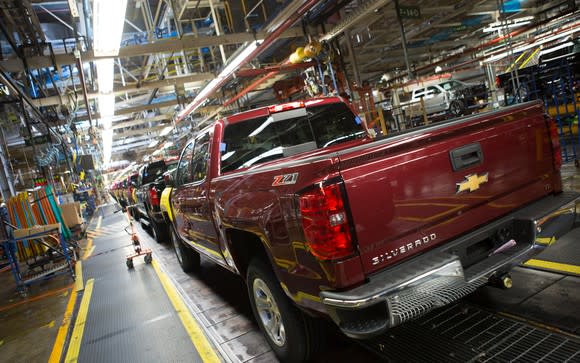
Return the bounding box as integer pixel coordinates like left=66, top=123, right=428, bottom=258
left=225, top=228, right=273, bottom=280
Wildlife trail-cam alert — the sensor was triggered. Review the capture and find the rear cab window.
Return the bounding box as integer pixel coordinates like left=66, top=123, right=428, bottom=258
left=220, top=102, right=365, bottom=174
left=142, top=161, right=167, bottom=184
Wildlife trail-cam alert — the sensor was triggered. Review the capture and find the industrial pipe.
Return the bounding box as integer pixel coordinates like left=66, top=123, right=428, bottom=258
left=176, top=0, right=320, bottom=122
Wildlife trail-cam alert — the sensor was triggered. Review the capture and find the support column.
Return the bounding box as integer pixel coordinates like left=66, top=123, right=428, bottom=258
left=343, top=28, right=361, bottom=86
left=393, top=0, right=413, bottom=79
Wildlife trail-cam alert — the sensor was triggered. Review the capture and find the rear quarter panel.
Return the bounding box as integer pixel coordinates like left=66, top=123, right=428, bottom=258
left=211, top=153, right=366, bottom=313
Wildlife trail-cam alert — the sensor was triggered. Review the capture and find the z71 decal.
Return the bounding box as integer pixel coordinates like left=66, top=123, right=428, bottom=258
left=272, top=173, right=299, bottom=186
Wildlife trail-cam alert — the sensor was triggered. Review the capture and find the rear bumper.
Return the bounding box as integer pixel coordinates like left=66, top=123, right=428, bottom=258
left=320, top=192, right=580, bottom=339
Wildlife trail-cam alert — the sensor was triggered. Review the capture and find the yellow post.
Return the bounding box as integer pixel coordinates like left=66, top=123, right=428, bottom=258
left=420, top=97, right=429, bottom=125
left=378, top=109, right=388, bottom=136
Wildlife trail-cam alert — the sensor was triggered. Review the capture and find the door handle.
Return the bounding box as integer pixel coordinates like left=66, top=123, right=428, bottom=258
left=450, top=143, right=483, bottom=171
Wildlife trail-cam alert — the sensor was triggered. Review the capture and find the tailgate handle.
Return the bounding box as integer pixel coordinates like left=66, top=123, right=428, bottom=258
left=450, top=143, right=483, bottom=171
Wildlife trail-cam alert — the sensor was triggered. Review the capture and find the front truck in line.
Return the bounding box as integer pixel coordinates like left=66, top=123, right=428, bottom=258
left=166, top=98, right=579, bottom=363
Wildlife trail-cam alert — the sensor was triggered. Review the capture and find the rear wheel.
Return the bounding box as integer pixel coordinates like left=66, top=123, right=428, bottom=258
left=247, top=259, right=325, bottom=363
left=170, top=227, right=200, bottom=273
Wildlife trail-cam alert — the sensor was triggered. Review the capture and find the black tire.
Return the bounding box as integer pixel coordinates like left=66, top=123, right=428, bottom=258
left=170, top=227, right=200, bottom=273
left=150, top=219, right=164, bottom=243
left=449, top=100, right=466, bottom=117
left=126, top=259, right=134, bottom=269
left=247, top=259, right=325, bottom=363
left=144, top=254, right=152, bottom=264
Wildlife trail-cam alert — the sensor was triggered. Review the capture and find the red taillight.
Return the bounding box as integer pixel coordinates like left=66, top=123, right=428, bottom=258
left=495, top=76, right=501, bottom=88
left=548, top=119, right=562, bottom=170
left=268, top=101, right=304, bottom=113
left=299, top=183, right=355, bottom=260
left=150, top=186, right=160, bottom=206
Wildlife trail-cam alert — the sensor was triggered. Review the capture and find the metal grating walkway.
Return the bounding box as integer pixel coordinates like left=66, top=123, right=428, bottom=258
left=363, top=303, right=580, bottom=362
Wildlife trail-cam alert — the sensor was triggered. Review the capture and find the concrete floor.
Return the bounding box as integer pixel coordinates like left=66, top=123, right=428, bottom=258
left=0, top=256, right=76, bottom=362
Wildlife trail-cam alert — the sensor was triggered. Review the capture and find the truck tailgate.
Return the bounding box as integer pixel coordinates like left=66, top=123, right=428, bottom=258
left=338, top=102, right=558, bottom=274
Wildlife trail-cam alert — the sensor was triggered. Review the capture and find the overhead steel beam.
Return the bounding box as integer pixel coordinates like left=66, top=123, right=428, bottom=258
left=0, top=28, right=304, bottom=72
left=115, top=99, right=179, bottom=115
left=29, top=73, right=213, bottom=107
left=113, top=125, right=165, bottom=139
left=112, top=114, right=172, bottom=130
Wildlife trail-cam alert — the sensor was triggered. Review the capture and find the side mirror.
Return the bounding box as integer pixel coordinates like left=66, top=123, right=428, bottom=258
left=164, top=172, right=174, bottom=187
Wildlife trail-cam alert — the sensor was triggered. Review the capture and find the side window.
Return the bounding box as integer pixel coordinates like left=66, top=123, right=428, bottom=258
left=176, top=142, right=195, bottom=186
left=427, top=86, right=441, bottom=95
left=191, top=133, right=210, bottom=182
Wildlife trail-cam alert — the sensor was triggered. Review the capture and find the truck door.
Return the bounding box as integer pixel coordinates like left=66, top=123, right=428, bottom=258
left=174, top=132, right=225, bottom=264
left=173, top=141, right=194, bottom=243
left=425, top=86, right=446, bottom=114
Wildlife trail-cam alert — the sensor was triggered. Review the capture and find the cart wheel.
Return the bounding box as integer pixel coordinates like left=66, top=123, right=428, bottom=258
left=126, top=258, right=134, bottom=269
left=144, top=254, right=152, bottom=264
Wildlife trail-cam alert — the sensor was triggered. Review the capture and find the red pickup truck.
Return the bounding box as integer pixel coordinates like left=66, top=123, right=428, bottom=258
left=166, top=97, right=579, bottom=362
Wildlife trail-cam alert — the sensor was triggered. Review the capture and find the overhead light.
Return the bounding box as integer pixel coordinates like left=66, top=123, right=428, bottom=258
left=148, top=140, right=159, bottom=148
left=102, top=129, right=113, bottom=164
left=482, top=16, right=534, bottom=33
left=96, top=59, right=114, bottom=93
left=98, top=94, right=115, bottom=121
left=93, top=0, right=128, bottom=56
left=176, top=40, right=263, bottom=120
left=159, top=126, right=173, bottom=136
left=93, top=0, right=127, bottom=165
left=483, top=30, right=576, bottom=63
left=222, top=41, right=262, bottom=76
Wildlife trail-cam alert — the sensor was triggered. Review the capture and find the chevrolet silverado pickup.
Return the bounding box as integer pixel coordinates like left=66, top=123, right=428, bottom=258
left=166, top=97, right=579, bottom=363
left=135, top=158, right=177, bottom=242
left=401, top=79, right=487, bottom=119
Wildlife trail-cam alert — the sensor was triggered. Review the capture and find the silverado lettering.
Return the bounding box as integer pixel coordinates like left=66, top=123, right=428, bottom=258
left=164, top=97, right=579, bottom=363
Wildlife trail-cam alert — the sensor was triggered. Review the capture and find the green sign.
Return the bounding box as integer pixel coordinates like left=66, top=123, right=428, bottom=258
left=399, top=6, right=421, bottom=19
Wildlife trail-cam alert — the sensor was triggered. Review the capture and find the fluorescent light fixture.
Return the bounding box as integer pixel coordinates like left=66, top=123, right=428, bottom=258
left=222, top=41, right=262, bottom=76
left=159, top=126, right=173, bottom=136
left=540, top=41, right=574, bottom=55
left=176, top=40, right=263, bottom=120
left=93, top=0, right=127, bottom=165
left=148, top=140, right=159, bottom=148
left=96, top=59, right=114, bottom=93
left=483, top=16, right=534, bottom=33
left=93, top=0, right=128, bottom=56
left=484, top=30, right=576, bottom=63
left=102, top=129, right=113, bottom=164
left=98, top=94, right=115, bottom=120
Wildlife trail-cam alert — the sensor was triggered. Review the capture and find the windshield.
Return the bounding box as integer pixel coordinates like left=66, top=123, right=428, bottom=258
left=440, top=81, right=464, bottom=91
left=220, top=102, right=365, bottom=173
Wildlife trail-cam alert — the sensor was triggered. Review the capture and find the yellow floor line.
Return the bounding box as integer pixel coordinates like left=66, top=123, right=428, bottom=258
left=48, top=288, right=77, bottom=363
left=64, top=278, right=94, bottom=363
left=524, top=259, right=580, bottom=275
left=82, top=239, right=93, bottom=260
left=74, top=261, right=84, bottom=292
left=152, top=260, right=220, bottom=363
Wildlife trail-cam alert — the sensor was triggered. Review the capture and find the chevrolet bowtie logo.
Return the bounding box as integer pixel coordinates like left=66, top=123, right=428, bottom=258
left=456, top=173, right=489, bottom=194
